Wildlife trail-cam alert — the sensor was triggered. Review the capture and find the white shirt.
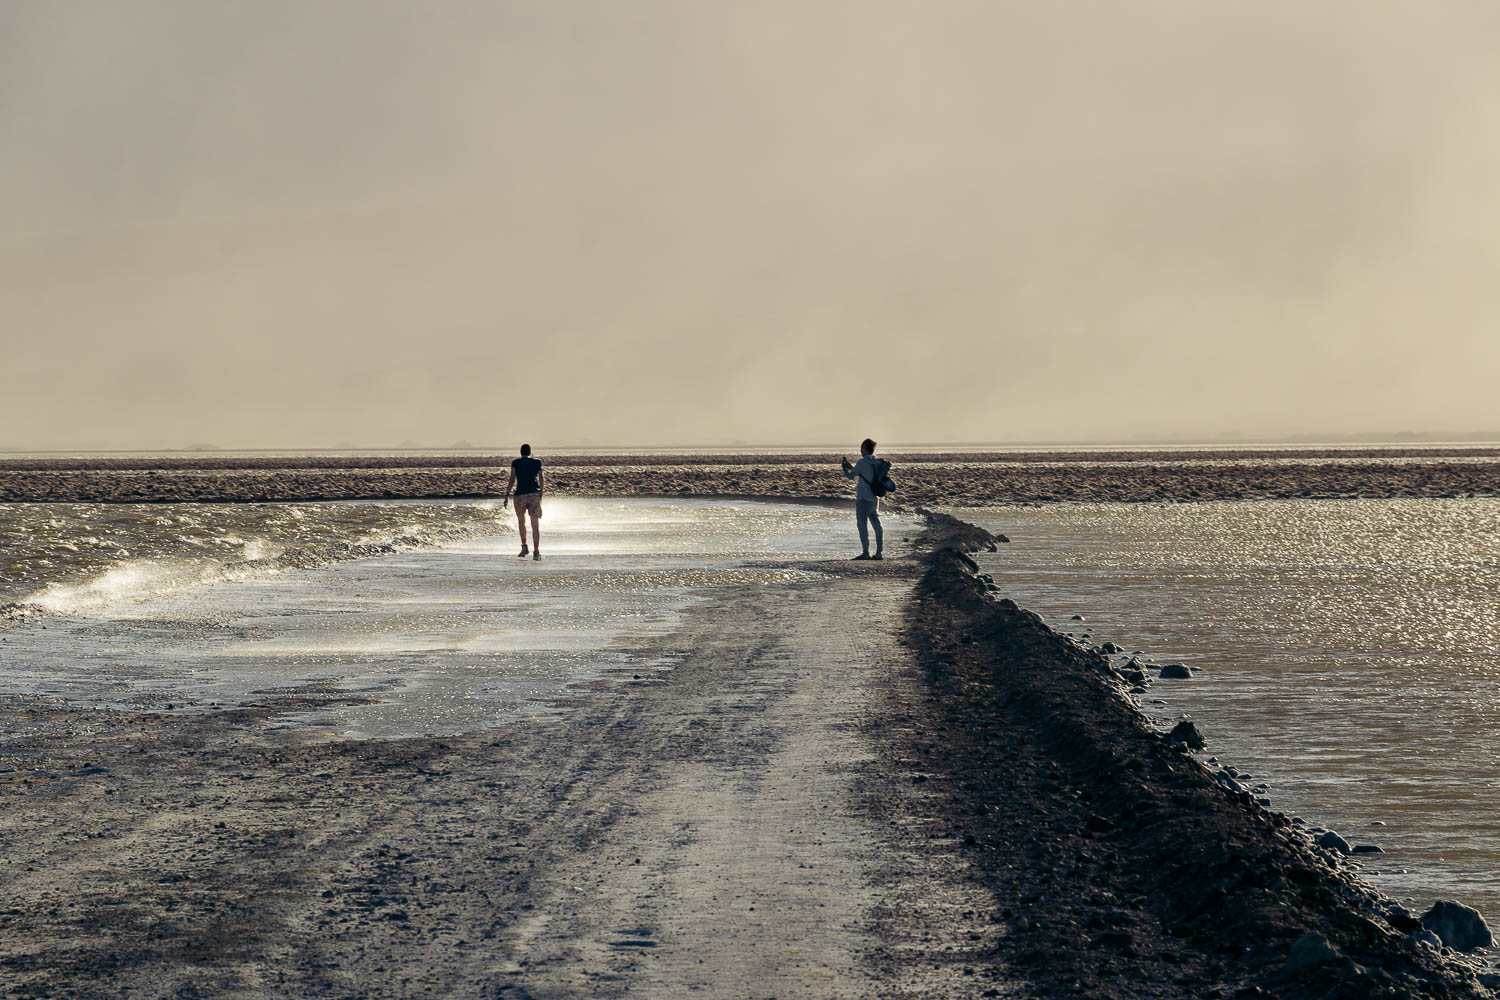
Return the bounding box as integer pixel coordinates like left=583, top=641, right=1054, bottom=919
left=844, top=455, right=881, bottom=503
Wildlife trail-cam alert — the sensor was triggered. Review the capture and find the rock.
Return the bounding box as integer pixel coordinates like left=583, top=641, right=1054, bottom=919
left=1100, top=642, right=1124, bottom=655
left=1285, top=932, right=1341, bottom=973
left=1158, top=664, right=1192, bottom=679
left=1369, top=820, right=1386, bottom=826
left=1317, top=831, right=1351, bottom=855
left=1384, top=907, right=1422, bottom=933
left=1085, top=814, right=1115, bottom=834
left=1165, top=719, right=1205, bottom=750
left=1071, top=614, right=1085, bottom=621
left=1410, top=928, right=1443, bottom=952
left=1420, top=900, right=1494, bottom=951
left=1120, top=668, right=1147, bottom=684
left=1351, top=845, right=1383, bottom=855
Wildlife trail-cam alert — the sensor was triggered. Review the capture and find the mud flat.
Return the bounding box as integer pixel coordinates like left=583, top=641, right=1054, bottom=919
left=2, top=449, right=1498, bottom=504
left=0, top=517, right=1494, bottom=998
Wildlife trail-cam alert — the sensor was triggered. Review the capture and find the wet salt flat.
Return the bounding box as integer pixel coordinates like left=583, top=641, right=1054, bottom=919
left=962, top=499, right=1500, bottom=920
left=0, top=498, right=911, bottom=739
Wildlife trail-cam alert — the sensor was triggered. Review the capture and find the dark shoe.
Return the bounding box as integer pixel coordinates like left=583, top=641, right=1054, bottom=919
left=852, top=553, right=870, bottom=560
left=533, top=551, right=542, bottom=561
left=871, top=553, right=883, bottom=560
left=518, top=547, right=529, bottom=558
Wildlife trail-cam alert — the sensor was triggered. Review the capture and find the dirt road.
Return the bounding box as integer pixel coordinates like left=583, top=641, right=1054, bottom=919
left=0, top=562, right=1009, bottom=998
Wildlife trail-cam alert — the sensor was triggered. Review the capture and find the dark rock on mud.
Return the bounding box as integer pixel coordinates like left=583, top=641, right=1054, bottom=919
left=1165, top=719, right=1206, bottom=750
left=1158, top=664, right=1192, bottom=679
left=1284, top=932, right=1341, bottom=973
left=1421, top=900, right=1494, bottom=951
left=1317, top=831, right=1352, bottom=855
left=1413, top=928, right=1445, bottom=952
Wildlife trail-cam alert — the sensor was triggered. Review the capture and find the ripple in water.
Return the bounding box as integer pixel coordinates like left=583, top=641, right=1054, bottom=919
left=962, top=498, right=1500, bottom=921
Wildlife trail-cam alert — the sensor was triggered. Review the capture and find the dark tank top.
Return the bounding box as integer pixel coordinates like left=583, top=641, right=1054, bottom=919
left=511, top=456, right=542, bottom=495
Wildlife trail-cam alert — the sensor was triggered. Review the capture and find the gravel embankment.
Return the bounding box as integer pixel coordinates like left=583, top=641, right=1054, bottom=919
left=895, top=514, right=1495, bottom=998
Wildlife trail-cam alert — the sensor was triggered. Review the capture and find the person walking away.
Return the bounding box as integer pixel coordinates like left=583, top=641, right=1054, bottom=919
left=504, top=443, right=544, bottom=560
left=841, top=438, right=885, bottom=560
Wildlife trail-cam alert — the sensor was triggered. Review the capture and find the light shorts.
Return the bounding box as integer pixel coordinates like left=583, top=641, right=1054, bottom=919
left=513, top=493, right=542, bottom=519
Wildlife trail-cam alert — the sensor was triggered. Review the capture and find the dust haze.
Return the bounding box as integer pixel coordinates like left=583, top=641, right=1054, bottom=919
left=3, top=1, right=1498, bottom=450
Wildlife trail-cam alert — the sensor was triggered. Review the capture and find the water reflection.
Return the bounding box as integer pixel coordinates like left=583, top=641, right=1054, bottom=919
left=961, top=499, right=1500, bottom=920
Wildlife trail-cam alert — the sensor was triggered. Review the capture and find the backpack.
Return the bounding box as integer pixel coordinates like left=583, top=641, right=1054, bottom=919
left=862, top=458, right=896, bottom=498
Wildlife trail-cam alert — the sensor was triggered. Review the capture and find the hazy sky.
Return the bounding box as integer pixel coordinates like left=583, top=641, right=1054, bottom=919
left=3, top=1, right=1498, bottom=449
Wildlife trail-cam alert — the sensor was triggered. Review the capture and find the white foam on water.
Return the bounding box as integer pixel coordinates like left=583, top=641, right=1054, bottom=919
left=26, top=557, right=276, bottom=615
left=2, top=500, right=509, bottom=620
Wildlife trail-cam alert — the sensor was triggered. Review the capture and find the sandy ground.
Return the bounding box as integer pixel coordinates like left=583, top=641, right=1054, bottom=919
left=2, top=449, right=1497, bottom=504
left=0, top=560, right=1012, bottom=999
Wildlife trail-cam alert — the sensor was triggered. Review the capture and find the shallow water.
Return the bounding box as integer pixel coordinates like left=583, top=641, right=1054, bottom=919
left=0, top=500, right=513, bottom=610
left=0, top=498, right=910, bottom=739
left=961, top=499, right=1500, bottom=921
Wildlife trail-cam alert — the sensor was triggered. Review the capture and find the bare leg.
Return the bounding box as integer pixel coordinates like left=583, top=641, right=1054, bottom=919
left=516, top=508, right=529, bottom=554
left=530, top=511, right=541, bottom=553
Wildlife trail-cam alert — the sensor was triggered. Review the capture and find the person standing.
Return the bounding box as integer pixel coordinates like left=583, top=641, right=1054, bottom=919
left=841, top=438, right=884, bottom=560
left=504, top=443, right=544, bottom=560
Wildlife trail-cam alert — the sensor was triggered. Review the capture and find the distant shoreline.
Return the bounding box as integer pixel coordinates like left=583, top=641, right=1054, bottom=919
left=6, top=445, right=1500, bottom=471
left=6, top=435, right=1500, bottom=458
left=2, top=448, right=1497, bottom=505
